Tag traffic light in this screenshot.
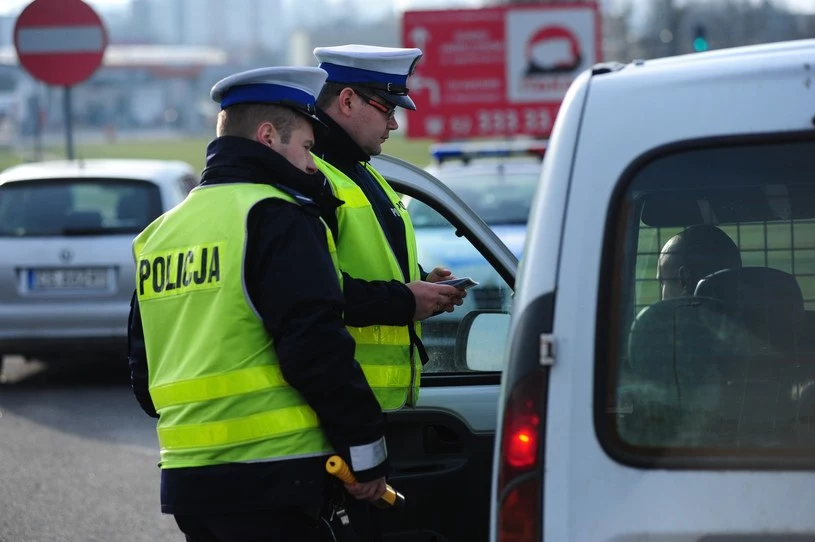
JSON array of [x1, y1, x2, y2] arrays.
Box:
[[692, 25, 709, 52]]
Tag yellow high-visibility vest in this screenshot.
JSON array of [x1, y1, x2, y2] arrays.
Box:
[[315, 155, 421, 409], [134, 183, 339, 469]]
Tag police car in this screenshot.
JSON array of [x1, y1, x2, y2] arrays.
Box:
[[0, 159, 197, 372], [419, 139, 544, 259], [403, 139, 544, 369]]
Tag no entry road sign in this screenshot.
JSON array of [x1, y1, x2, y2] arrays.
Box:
[[14, 0, 108, 87]]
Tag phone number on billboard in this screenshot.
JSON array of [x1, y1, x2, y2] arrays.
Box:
[[447, 108, 553, 136]]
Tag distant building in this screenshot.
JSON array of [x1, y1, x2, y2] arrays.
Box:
[[139, 0, 285, 52], [0, 16, 14, 48], [0, 44, 228, 134]]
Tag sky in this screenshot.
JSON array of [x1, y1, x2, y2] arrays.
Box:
[[0, 0, 812, 17], [0, 0, 127, 16], [0, 0, 484, 17]]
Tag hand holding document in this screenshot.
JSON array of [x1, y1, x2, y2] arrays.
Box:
[[436, 277, 479, 290]]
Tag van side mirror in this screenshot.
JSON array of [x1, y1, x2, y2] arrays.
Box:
[[456, 310, 511, 372]]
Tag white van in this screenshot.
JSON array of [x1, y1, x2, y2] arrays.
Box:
[[481, 39, 815, 541], [364, 38, 815, 542]]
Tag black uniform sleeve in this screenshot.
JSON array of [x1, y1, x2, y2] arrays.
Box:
[[342, 274, 415, 327], [245, 199, 389, 481], [127, 291, 158, 419]]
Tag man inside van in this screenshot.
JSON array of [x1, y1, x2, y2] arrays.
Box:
[[656, 224, 742, 300]]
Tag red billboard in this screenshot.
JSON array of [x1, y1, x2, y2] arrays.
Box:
[[402, 3, 601, 140]]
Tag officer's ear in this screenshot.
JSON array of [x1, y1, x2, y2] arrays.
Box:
[[256, 121, 279, 149], [336, 87, 358, 117]]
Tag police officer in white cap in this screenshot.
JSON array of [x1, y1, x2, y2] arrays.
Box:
[[128, 66, 389, 541], [311, 43, 466, 542]]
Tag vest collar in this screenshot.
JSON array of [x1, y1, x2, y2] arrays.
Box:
[[201, 136, 337, 208]]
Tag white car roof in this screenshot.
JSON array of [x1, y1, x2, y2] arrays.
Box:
[[0, 159, 196, 187]]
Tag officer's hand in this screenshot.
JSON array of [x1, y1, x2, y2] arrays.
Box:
[[408, 281, 462, 320], [345, 477, 387, 502], [425, 266, 454, 283], [442, 288, 467, 313]]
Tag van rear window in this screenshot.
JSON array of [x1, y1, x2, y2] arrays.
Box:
[[600, 138, 815, 467], [0, 178, 162, 237]]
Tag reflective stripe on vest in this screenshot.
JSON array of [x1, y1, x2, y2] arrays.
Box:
[[134, 183, 337, 468], [150, 359, 409, 410], [157, 404, 320, 450], [350, 324, 410, 345], [314, 155, 421, 410], [150, 364, 287, 410]]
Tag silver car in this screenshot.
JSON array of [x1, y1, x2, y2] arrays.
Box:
[[0, 159, 197, 371]]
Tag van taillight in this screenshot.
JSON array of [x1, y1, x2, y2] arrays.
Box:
[[505, 413, 539, 468], [499, 479, 539, 542], [497, 368, 544, 542]]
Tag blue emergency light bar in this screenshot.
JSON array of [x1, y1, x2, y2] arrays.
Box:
[[430, 139, 547, 164]]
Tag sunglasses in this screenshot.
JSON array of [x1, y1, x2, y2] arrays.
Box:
[[354, 89, 397, 120]]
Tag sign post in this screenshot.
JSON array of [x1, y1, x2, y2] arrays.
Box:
[[402, 3, 600, 141], [13, 0, 108, 159], [63, 87, 74, 160]]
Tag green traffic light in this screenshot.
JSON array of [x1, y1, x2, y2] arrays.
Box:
[[693, 37, 709, 52]]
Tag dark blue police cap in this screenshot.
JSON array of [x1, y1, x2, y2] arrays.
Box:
[[313, 44, 423, 111], [210, 66, 328, 135]]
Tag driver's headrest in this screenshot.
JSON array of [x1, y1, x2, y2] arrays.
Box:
[[628, 296, 743, 383], [694, 267, 805, 348]]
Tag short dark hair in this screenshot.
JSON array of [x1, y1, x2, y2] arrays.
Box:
[[216, 103, 298, 143], [316, 82, 348, 110], [316, 82, 383, 111]]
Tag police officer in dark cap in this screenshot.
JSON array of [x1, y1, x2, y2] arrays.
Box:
[[128, 66, 388, 542]]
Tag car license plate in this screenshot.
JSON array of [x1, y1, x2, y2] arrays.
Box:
[[28, 268, 109, 290]]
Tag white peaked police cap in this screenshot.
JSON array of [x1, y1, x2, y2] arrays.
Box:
[[313, 44, 423, 110], [210, 66, 329, 136]]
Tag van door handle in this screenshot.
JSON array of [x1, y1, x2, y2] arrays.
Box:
[[423, 424, 463, 454], [394, 463, 449, 476]]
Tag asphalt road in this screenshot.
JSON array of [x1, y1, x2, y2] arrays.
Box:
[[0, 357, 181, 542]]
